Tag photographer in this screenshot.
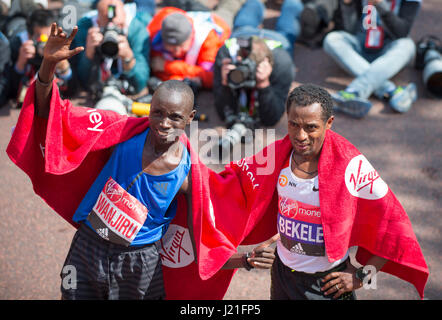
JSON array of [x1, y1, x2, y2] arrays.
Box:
[[321, 0, 421, 117], [147, 6, 231, 90], [8, 8, 73, 107], [72, 0, 150, 95], [213, 36, 295, 128]]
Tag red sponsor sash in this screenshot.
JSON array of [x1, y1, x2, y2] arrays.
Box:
[[87, 177, 148, 246]]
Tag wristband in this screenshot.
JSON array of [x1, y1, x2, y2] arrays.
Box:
[[36, 72, 54, 87], [243, 252, 254, 271]]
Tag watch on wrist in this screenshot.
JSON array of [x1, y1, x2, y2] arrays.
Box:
[[355, 267, 370, 283], [123, 56, 134, 65], [243, 252, 254, 271]]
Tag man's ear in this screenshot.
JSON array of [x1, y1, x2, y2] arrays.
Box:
[[187, 109, 196, 124], [326, 115, 334, 130]]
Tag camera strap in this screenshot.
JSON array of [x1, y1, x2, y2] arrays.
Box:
[[249, 89, 257, 116], [237, 89, 258, 116]]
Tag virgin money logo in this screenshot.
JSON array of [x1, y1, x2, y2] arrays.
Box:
[[345, 155, 388, 200], [105, 179, 123, 203], [279, 196, 298, 218], [159, 224, 194, 268]]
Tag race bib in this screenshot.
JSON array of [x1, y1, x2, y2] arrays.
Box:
[[87, 177, 148, 246], [365, 26, 384, 49], [278, 196, 324, 256]]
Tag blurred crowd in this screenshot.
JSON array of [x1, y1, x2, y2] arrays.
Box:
[[1, 0, 439, 126]]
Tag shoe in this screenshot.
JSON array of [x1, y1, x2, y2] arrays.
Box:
[[332, 90, 372, 118], [388, 83, 417, 113]]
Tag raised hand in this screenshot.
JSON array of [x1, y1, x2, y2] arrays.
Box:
[[35, 23, 83, 118], [43, 23, 84, 64]]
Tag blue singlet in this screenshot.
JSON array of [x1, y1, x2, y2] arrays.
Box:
[[72, 128, 190, 246]]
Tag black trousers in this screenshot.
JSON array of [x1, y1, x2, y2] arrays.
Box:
[[270, 250, 356, 300], [60, 223, 165, 300]]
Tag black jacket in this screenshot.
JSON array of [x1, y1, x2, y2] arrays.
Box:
[[213, 42, 295, 127]]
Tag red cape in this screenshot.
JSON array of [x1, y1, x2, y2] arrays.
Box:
[[7, 81, 429, 299]]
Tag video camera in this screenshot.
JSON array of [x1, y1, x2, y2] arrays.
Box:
[[416, 35, 442, 98], [97, 5, 124, 59], [227, 37, 256, 90]]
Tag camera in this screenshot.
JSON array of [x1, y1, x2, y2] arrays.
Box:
[[416, 35, 442, 98], [95, 76, 151, 116], [98, 5, 124, 59], [95, 77, 133, 115], [217, 106, 258, 159], [28, 33, 48, 67], [227, 37, 257, 90]]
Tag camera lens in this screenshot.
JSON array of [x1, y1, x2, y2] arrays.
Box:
[[101, 29, 120, 58], [228, 66, 249, 85]]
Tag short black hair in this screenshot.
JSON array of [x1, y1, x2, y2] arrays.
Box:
[[285, 83, 334, 122], [155, 80, 195, 113], [27, 9, 55, 36]]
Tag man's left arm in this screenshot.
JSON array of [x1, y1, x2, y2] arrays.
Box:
[[374, 0, 421, 38], [321, 253, 388, 299]]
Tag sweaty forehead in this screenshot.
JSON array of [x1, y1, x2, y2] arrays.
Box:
[[153, 88, 193, 113]]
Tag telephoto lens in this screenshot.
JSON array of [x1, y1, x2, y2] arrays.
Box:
[[416, 36, 442, 98], [100, 27, 121, 59], [423, 49, 442, 97], [95, 86, 132, 115], [217, 123, 248, 160]]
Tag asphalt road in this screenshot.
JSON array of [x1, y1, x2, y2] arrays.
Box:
[[0, 0, 441, 300]]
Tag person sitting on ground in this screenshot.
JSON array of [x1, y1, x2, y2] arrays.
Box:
[[322, 0, 421, 117], [71, 0, 150, 95], [147, 5, 233, 90], [212, 0, 298, 128], [214, 35, 295, 127], [8, 8, 74, 107]]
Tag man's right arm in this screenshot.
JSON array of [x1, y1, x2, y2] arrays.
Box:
[[35, 59, 56, 119], [34, 24, 84, 119], [375, 0, 421, 38]]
